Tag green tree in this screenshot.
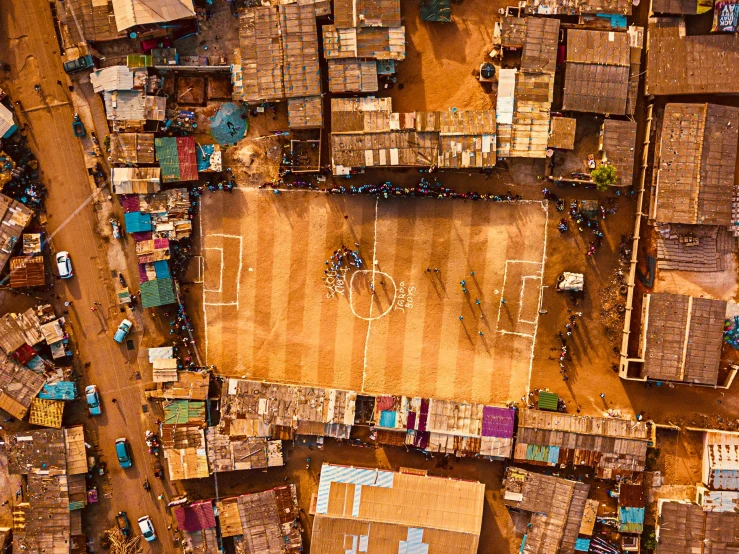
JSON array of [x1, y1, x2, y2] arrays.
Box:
[[591, 164, 617, 191]]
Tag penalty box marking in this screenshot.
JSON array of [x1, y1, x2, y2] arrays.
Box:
[[518, 275, 542, 325], [497, 260, 543, 334], [203, 234, 243, 309]]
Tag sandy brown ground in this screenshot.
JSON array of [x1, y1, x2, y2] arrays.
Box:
[[199, 190, 546, 403], [391, 0, 499, 112]]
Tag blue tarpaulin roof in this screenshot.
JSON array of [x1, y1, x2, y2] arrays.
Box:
[[153, 260, 170, 279], [210, 102, 247, 146], [196, 144, 215, 171], [39, 381, 77, 400], [619, 507, 645, 533], [124, 212, 153, 233], [379, 410, 397, 428], [575, 538, 591, 552]]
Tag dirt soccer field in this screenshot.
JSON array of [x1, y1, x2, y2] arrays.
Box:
[[200, 190, 548, 404]]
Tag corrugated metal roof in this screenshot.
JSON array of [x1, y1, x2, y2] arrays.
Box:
[[164, 399, 206, 424], [481, 406, 514, 438], [124, 212, 153, 233], [140, 278, 176, 308], [39, 382, 77, 401], [538, 392, 559, 411], [155, 136, 199, 183], [618, 506, 644, 533], [174, 500, 216, 532]]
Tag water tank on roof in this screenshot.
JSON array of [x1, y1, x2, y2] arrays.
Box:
[[480, 63, 495, 80]]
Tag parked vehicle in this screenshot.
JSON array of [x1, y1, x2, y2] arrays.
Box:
[[137, 516, 157, 542], [84, 385, 102, 416], [110, 218, 121, 239], [116, 512, 130, 537], [115, 438, 132, 468], [72, 114, 85, 138], [114, 319, 132, 343], [56, 251, 73, 279]]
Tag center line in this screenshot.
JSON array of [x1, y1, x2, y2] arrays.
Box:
[[361, 198, 380, 392]]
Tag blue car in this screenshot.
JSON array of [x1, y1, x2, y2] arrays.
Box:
[[115, 438, 132, 468], [114, 319, 132, 344], [84, 385, 102, 416]]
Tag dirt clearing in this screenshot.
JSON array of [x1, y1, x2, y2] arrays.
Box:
[[198, 190, 548, 404]]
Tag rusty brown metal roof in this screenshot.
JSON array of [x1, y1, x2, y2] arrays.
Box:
[[647, 18, 739, 96], [642, 293, 726, 385], [652, 103, 739, 226]]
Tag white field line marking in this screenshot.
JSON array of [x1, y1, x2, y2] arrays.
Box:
[[203, 247, 224, 292], [195, 255, 204, 284], [200, 207, 208, 365], [496, 259, 543, 331], [518, 276, 542, 324], [499, 330, 535, 339], [203, 302, 238, 307], [349, 270, 397, 321], [361, 198, 380, 392], [205, 234, 243, 309], [526, 200, 549, 396]]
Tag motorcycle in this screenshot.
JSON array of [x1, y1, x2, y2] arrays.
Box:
[[109, 218, 121, 239], [143, 478, 150, 491]]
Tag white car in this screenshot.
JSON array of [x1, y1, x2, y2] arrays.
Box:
[[137, 516, 157, 542], [56, 251, 73, 279]]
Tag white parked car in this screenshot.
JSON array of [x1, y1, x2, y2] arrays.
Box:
[[56, 251, 73, 279], [137, 516, 157, 542]]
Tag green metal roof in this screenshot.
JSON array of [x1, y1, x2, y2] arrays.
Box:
[[140, 278, 176, 308], [538, 391, 559, 411], [421, 0, 451, 22], [164, 399, 206, 424]]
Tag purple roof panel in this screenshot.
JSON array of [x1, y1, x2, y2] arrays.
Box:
[[481, 406, 515, 438]]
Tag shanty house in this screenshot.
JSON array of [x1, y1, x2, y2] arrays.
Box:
[[647, 18, 739, 96], [599, 119, 637, 188], [174, 500, 219, 553], [311, 464, 485, 553], [563, 28, 642, 116], [233, 4, 321, 104], [112, 167, 161, 195], [110, 0, 195, 32], [656, 500, 739, 553], [503, 467, 590, 554], [651, 103, 739, 227], [523, 0, 632, 15], [0, 353, 45, 419], [217, 485, 302, 552], [496, 17, 559, 159], [514, 409, 650, 478], [110, 133, 156, 164], [8, 427, 88, 554], [0, 103, 17, 139], [161, 424, 209, 480], [638, 293, 728, 386], [0, 192, 33, 272], [702, 430, 739, 491], [287, 97, 323, 129], [155, 137, 198, 183]]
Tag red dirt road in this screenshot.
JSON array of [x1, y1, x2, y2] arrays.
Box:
[[199, 190, 547, 404]]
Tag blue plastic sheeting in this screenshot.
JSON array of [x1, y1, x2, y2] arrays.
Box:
[[380, 410, 397, 428], [619, 507, 645, 533], [398, 528, 429, 554], [153, 260, 171, 279], [210, 102, 247, 145], [596, 13, 627, 27], [548, 445, 560, 464], [575, 538, 591, 551], [316, 465, 394, 514], [124, 212, 153, 233], [197, 144, 215, 171], [39, 381, 77, 400]]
